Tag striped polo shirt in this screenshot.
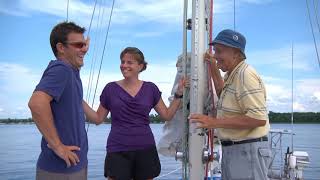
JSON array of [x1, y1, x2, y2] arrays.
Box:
[[216, 61, 270, 141]]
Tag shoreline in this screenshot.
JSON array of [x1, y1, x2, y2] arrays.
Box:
[[1, 112, 319, 124], [1, 122, 319, 125]]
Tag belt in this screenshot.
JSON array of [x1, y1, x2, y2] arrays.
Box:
[[221, 136, 268, 146]]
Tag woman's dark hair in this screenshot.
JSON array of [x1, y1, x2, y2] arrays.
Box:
[[120, 47, 148, 72]]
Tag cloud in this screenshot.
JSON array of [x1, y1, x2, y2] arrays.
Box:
[[264, 76, 320, 112], [0, 63, 39, 94], [0, 8, 28, 17], [0, 0, 185, 39], [0, 0, 96, 28], [1, 0, 281, 40], [0, 63, 41, 118], [293, 102, 305, 111], [113, 0, 183, 24], [247, 43, 316, 71], [314, 92, 320, 100], [0, 1, 28, 16], [1, 0, 276, 27], [248, 41, 320, 112], [1, 0, 182, 25]]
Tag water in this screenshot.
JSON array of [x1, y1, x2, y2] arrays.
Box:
[[0, 124, 319, 180]]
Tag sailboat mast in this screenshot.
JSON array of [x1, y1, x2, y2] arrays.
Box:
[[182, 0, 189, 179], [189, 0, 208, 179], [291, 43, 294, 152]]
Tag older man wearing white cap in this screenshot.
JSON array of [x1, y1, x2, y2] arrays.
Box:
[[190, 29, 271, 180]]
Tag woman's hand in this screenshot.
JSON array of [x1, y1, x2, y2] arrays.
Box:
[[176, 76, 189, 95]]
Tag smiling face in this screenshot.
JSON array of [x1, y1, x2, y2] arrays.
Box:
[[58, 32, 88, 69], [213, 43, 242, 73], [120, 53, 144, 79]]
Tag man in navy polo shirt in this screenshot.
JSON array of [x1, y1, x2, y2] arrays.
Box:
[[28, 21, 90, 180]]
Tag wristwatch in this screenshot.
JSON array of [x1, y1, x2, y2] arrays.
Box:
[[174, 93, 183, 99]]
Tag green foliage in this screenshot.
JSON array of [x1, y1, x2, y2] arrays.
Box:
[[0, 118, 33, 124], [269, 112, 320, 123], [149, 114, 164, 123]]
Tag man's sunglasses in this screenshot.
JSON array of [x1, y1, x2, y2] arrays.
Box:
[[65, 41, 87, 49]]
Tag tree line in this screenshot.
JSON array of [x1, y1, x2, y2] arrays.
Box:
[[268, 111, 320, 123], [0, 112, 319, 124]]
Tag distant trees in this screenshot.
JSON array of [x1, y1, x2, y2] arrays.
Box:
[[268, 111, 320, 123], [0, 112, 319, 124], [149, 114, 163, 123], [0, 118, 33, 124], [148, 112, 320, 123]]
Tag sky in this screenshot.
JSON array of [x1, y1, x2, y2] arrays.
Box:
[[0, 0, 319, 119]]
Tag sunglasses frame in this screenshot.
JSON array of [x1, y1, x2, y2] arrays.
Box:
[[65, 41, 87, 49]]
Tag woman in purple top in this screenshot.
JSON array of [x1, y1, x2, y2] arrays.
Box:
[[84, 47, 185, 180]]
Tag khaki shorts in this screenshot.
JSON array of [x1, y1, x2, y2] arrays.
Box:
[[221, 141, 271, 180], [36, 166, 87, 180]]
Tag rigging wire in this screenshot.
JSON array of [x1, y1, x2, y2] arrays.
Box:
[[181, 0, 189, 179], [291, 43, 294, 152], [315, 0, 320, 21], [90, 2, 106, 103], [86, 0, 103, 103], [234, 0, 236, 31], [85, 0, 104, 133], [154, 167, 182, 179], [67, 0, 70, 21], [204, 0, 216, 178], [306, 0, 320, 70], [67, 0, 99, 101], [87, 0, 116, 132], [313, 0, 320, 35], [87, 0, 99, 36]]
